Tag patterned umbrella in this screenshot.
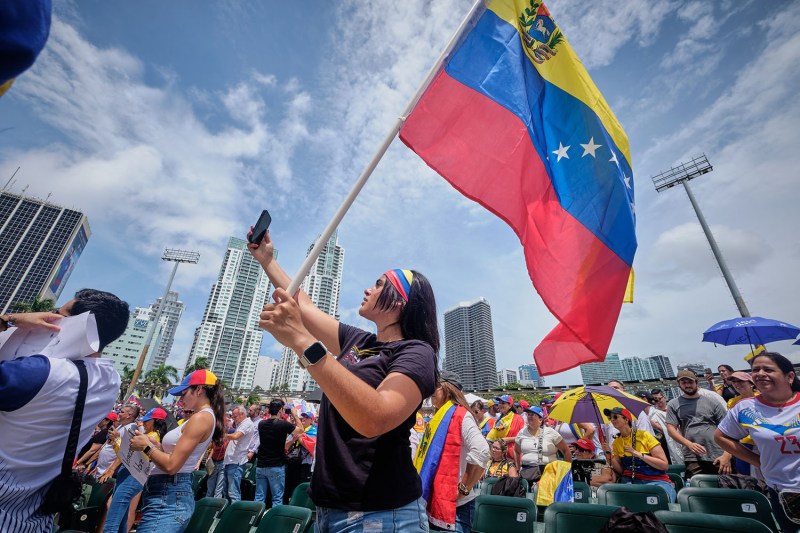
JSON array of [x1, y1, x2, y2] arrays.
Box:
[[547, 385, 650, 442]]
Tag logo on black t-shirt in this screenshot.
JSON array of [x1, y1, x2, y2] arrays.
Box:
[[339, 346, 380, 365]]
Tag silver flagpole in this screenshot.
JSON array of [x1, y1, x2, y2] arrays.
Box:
[[286, 0, 486, 296]]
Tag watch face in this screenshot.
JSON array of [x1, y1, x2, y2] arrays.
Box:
[[304, 341, 327, 365]]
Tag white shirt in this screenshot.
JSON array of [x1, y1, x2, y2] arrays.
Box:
[[152, 407, 216, 475], [224, 417, 255, 466], [0, 355, 120, 532], [94, 442, 117, 478], [718, 394, 800, 491], [515, 426, 563, 466]]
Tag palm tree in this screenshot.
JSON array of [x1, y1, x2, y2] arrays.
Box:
[[143, 363, 179, 399], [184, 356, 209, 376], [10, 295, 55, 313], [119, 365, 136, 401]]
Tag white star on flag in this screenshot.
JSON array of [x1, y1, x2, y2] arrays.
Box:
[[609, 152, 618, 164], [580, 137, 602, 158], [624, 174, 632, 189], [630, 202, 636, 215], [552, 142, 570, 162]]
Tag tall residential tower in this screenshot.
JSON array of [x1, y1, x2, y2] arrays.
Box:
[[186, 237, 271, 390], [145, 291, 184, 371], [0, 191, 90, 312], [274, 231, 344, 392], [443, 297, 498, 390]]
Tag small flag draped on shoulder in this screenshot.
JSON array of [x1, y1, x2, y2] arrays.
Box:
[[400, 0, 636, 375]]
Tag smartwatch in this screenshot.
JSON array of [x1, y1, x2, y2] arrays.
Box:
[[299, 341, 328, 369]]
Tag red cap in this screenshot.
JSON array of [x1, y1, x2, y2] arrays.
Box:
[[519, 400, 530, 409], [574, 438, 594, 451], [603, 407, 633, 422], [106, 412, 118, 422]]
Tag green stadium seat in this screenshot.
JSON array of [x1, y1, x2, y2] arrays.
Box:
[[289, 481, 316, 512], [192, 469, 208, 497], [255, 504, 313, 533], [677, 488, 779, 532], [184, 497, 227, 533], [688, 474, 718, 488], [666, 472, 685, 492], [596, 483, 670, 512], [58, 478, 116, 532], [655, 510, 774, 533], [572, 481, 592, 503], [543, 502, 619, 533], [667, 464, 686, 477], [214, 500, 265, 533], [472, 495, 537, 533]]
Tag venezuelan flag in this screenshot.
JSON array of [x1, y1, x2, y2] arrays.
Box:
[[536, 460, 574, 505], [401, 0, 636, 375]]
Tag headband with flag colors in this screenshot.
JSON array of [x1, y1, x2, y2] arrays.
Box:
[[384, 269, 414, 301], [168, 369, 218, 396], [400, 0, 636, 375]]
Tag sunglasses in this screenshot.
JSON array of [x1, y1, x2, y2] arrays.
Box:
[[610, 414, 626, 420], [184, 410, 195, 414]]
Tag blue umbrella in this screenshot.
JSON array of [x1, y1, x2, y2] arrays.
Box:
[[702, 316, 800, 348]]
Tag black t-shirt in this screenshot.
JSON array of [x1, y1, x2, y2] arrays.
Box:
[[257, 418, 297, 467], [78, 428, 108, 459], [310, 323, 437, 511]]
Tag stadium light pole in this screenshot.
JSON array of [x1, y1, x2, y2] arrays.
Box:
[[124, 248, 200, 400], [651, 154, 751, 318]]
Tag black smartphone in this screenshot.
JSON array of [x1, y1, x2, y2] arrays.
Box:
[[284, 407, 292, 415], [248, 210, 272, 244]]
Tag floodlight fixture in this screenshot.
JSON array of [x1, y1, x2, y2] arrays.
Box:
[[125, 247, 200, 399], [651, 154, 712, 193], [651, 155, 751, 318]]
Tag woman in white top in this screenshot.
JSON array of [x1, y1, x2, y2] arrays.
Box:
[[515, 406, 571, 482], [130, 370, 225, 533]]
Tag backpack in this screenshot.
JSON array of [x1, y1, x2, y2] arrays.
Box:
[[491, 476, 526, 498], [600, 507, 668, 533]]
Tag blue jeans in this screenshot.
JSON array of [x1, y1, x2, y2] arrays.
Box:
[[316, 497, 429, 532], [256, 465, 285, 507], [205, 460, 225, 498], [104, 467, 143, 533], [137, 473, 194, 533], [455, 499, 475, 533], [620, 476, 677, 503], [224, 463, 244, 501]]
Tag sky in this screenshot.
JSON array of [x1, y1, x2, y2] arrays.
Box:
[[2, 0, 799, 387]]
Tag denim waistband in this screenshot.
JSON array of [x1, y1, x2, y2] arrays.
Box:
[[148, 473, 193, 485]]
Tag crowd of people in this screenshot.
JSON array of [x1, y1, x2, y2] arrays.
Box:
[[0, 230, 798, 533]]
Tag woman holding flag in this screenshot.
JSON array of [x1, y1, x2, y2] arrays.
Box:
[[252, 230, 439, 532], [415, 371, 489, 532], [486, 394, 525, 457]]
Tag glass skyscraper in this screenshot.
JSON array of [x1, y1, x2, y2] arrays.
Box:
[[579, 352, 624, 385], [0, 191, 90, 313], [443, 297, 498, 390], [186, 237, 271, 390]]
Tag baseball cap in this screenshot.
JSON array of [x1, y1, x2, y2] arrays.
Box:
[[106, 412, 118, 422], [676, 369, 698, 381], [487, 399, 495, 407], [524, 405, 544, 417], [635, 391, 654, 403], [574, 438, 594, 451], [168, 369, 218, 396], [439, 370, 463, 391], [730, 371, 753, 382], [300, 412, 313, 419], [499, 394, 513, 404], [603, 407, 633, 422], [519, 400, 530, 410], [140, 407, 168, 422]]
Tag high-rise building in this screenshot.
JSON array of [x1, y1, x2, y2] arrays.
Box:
[[253, 356, 279, 391], [274, 231, 344, 392], [104, 307, 165, 374], [145, 291, 184, 371], [518, 363, 544, 387], [580, 353, 624, 385], [186, 237, 271, 390], [0, 191, 90, 313], [497, 368, 518, 386], [621, 356, 660, 381], [677, 363, 706, 377], [648, 355, 676, 379], [443, 297, 498, 390]]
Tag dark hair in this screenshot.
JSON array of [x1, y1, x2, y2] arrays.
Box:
[[70, 289, 129, 350], [718, 364, 734, 373], [491, 438, 509, 457], [437, 381, 470, 411], [268, 399, 284, 416], [650, 388, 664, 396], [751, 352, 800, 392], [198, 384, 226, 445], [375, 270, 440, 355], [471, 400, 485, 411], [150, 419, 168, 441]]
